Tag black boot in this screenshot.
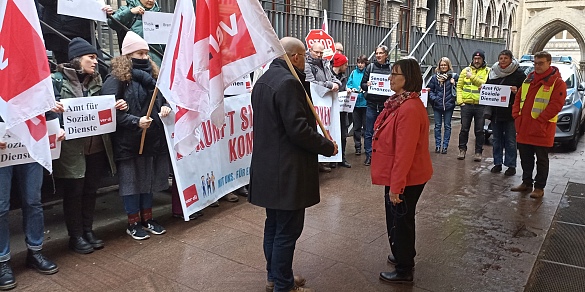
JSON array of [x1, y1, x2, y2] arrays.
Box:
[[379, 270, 413, 283], [0, 261, 16, 290], [83, 231, 104, 249], [26, 250, 58, 275], [69, 236, 94, 254]]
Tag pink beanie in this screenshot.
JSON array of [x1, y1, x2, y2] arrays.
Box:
[[121, 31, 149, 55]]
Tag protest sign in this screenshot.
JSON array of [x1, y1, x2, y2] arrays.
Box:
[[420, 88, 429, 107], [0, 119, 61, 167], [57, 0, 107, 22], [224, 74, 252, 96], [310, 84, 342, 163], [142, 11, 174, 44], [479, 84, 511, 107], [339, 91, 358, 113], [368, 73, 394, 96], [61, 95, 116, 140], [161, 94, 252, 220]]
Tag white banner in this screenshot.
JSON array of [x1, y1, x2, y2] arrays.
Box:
[[339, 91, 358, 113], [162, 94, 252, 220], [224, 74, 252, 96], [0, 119, 61, 167], [479, 84, 512, 107], [142, 11, 174, 44], [57, 0, 107, 22], [61, 95, 116, 140], [311, 84, 342, 163], [368, 73, 394, 96], [420, 88, 429, 107]]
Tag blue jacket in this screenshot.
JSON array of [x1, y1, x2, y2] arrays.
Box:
[[346, 67, 366, 108], [428, 73, 458, 112]]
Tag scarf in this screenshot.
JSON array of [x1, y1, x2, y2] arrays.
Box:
[[437, 72, 450, 84], [489, 59, 519, 79], [374, 91, 418, 131]]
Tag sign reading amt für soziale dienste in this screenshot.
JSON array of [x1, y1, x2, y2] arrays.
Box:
[[61, 95, 116, 140], [479, 84, 512, 107]]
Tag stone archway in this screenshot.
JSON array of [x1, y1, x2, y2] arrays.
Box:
[[523, 19, 585, 63]]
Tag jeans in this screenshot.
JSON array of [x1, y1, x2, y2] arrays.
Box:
[[433, 109, 454, 149], [458, 104, 486, 153], [264, 208, 305, 292], [518, 143, 549, 189], [352, 107, 367, 151], [0, 163, 45, 261], [492, 120, 517, 167], [365, 104, 383, 158], [384, 184, 425, 273], [122, 193, 153, 215]]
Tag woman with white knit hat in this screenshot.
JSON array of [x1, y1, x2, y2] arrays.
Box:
[[101, 31, 171, 240]]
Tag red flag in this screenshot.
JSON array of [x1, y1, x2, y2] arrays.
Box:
[[0, 0, 56, 171]]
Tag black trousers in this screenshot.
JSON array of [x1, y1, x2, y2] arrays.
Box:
[[340, 112, 349, 161], [384, 183, 425, 273], [517, 143, 550, 189]]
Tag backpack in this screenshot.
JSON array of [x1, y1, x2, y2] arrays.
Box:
[[51, 71, 64, 99]]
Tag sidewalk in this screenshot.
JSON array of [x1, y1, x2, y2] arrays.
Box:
[[5, 123, 584, 291]]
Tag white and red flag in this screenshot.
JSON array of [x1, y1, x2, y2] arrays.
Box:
[[0, 0, 57, 171], [322, 9, 328, 34], [192, 0, 285, 127]]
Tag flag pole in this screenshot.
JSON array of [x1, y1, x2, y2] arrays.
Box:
[[281, 54, 332, 141], [139, 87, 159, 154]]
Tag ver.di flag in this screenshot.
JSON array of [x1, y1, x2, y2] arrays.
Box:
[[192, 0, 285, 127], [0, 0, 57, 171]]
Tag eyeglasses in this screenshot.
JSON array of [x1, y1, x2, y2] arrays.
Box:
[[311, 50, 324, 55], [534, 61, 548, 66], [390, 73, 403, 76]]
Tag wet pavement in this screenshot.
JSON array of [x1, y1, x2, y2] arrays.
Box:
[[5, 123, 585, 291]]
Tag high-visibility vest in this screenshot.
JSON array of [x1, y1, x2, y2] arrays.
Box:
[[519, 78, 558, 122]]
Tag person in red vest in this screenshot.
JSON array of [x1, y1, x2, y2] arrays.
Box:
[[511, 51, 566, 198]]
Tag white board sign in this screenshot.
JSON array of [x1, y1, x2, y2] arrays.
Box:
[[420, 88, 429, 107], [61, 95, 116, 140], [339, 91, 358, 113], [479, 84, 512, 107], [57, 0, 107, 22], [224, 74, 252, 96], [310, 84, 342, 163], [368, 73, 394, 96], [142, 11, 174, 44], [0, 119, 61, 167]]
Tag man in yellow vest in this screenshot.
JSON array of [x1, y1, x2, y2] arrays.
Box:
[[456, 50, 490, 161], [511, 51, 566, 198]]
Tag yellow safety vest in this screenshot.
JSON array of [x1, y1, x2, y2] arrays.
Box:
[[519, 79, 558, 122]]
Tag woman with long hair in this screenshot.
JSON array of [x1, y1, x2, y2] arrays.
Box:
[[428, 57, 458, 154]]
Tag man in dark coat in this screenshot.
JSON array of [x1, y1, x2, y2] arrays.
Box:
[[249, 37, 337, 292]]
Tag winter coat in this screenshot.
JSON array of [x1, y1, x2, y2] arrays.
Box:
[[428, 73, 458, 112], [370, 97, 433, 194], [51, 65, 116, 179], [332, 70, 347, 91], [360, 60, 392, 105], [39, 0, 93, 53], [485, 68, 526, 123], [304, 53, 341, 90], [346, 67, 366, 108], [101, 59, 168, 161], [248, 58, 336, 210], [108, 0, 165, 66], [512, 66, 566, 147], [456, 65, 490, 105]]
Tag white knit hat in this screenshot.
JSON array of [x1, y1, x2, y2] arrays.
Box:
[[121, 31, 149, 55]]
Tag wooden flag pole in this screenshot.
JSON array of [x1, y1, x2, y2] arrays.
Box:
[[281, 54, 332, 141], [139, 87, 159, 154]]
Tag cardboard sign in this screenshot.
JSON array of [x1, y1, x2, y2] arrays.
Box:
[[310, 84, 342, 163], [420, 88, 429, 107], [61, 95, 116, 140], [224, 74, 252, 96], [368, 73, 394, 96], [0, 119, 61, 168], [479, 84, 512, 107], [57, 0, 107, 22], [142, 11, 174, 44], [339, 91, 358, 113]]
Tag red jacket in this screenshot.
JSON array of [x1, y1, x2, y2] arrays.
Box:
[[370, 98, 433, 194], [512, 66, 566, 147]]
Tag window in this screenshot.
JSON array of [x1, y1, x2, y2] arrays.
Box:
[[262, 0, 290, 12], [398, 1, 411, 51], [366, 0, 380, 25]]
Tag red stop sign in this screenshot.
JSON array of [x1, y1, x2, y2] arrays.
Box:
[[305, 29, 335, 61]]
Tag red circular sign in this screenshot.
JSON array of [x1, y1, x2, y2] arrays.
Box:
[[305, 29, 335, 61]]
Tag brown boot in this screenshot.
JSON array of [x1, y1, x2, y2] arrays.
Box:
[[266, 276, 306, 292], [511, 183, 532, 192], [530, 188, 545, 198]]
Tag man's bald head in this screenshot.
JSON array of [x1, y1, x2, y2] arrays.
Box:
[[309, 42, 325, 59], [280, 37, 306, 71]]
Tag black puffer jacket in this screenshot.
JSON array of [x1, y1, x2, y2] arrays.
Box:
[[360, 60, 392, 106]]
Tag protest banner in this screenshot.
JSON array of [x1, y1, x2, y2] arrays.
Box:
[[142, 11, 173, 44], [0, 119, 61, 167], [339, 91, 358, 113], [479, 84, 511, 107], [311, 84, 342, 163], [61, 95, 116, 140], [368, 73, 394, 96], [420, 88, 429, 107], [161, 94, 252, 220], [57, 0, 107, 22], [224, 74, 252, 96]]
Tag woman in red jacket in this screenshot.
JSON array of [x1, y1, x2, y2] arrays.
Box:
[[371, 58, 433, 284]]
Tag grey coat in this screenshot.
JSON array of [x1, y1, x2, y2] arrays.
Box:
[[304, 53, 341, 89]]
